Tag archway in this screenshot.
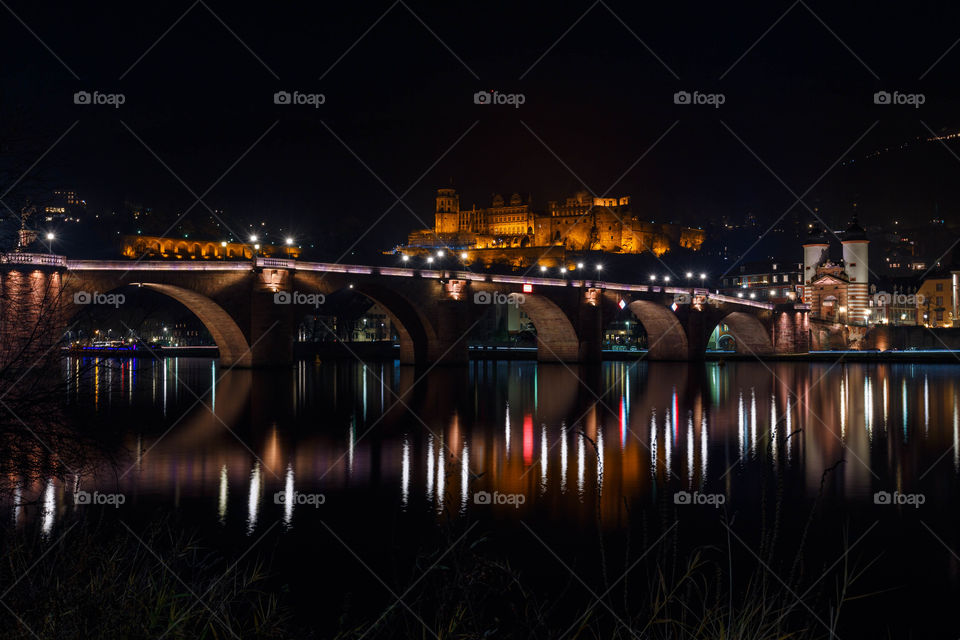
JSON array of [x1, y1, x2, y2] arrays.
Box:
[[140, 284, 251, 365], [464, 291, 579, 361], [289, 279, 437, 365], [518, 295, 580, 361], [63, 282, 252, 367], [711, 311, 773, 356], [625, 300, 689, 360]]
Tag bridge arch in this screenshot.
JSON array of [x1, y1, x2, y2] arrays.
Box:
[[288, 274, 440, 365], [63, 281, 252, 367], [712, 311, 773, 356], [348, 282, 435, 364], [624, 300, 689, 360], [517, 294, 580, 361]]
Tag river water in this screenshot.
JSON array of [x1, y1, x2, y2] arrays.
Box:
[[7, 357, 960, 636]]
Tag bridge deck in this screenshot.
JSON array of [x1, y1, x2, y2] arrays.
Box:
[[4, 253, 788, 311]]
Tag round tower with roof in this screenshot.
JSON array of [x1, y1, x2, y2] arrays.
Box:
[[841, 214, 870, 323], [801, 222, 830, 303]]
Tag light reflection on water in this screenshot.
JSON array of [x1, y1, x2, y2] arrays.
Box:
[[11, 357, 960, 533]]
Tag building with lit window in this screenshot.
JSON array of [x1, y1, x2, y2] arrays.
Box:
[[916, 272, 956, 327], [719, 261, 803, 302]]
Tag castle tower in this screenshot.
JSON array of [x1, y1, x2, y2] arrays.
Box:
[[841, 215, 870, 324], [435, 188, 460, 234], [801, 224, 829, 303]]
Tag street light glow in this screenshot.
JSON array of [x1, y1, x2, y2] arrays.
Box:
[[436, 250, 445, 257], [249, 234, 258, 242], [285, 237, 294, 245], [596, 264, 603, 271], [46, 232, 55, 241], [540, 265, 548, 273], [401, 254, 409, 262], [686, 272, 693, 278], [649, 274, 656, 281]]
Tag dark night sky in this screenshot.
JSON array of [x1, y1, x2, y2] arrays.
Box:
[[4, 1, 960, 260]]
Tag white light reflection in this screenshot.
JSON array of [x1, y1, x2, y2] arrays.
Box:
[[750, 388, 757, 454], [902, 379, 908, 441], [347, 416, 355, 477], [700, 416, 707, 482], [283, 463, 294, 527], [426, 434, 435, 502], [12, 484, 22, 525], [785, 396, 792, 461], [924, 375, 930, 434], [597, 428, 604, 496], [686, 415, 694, 487], [650, 410, 658, 479], [737, 392, 745, 459], [577, 430, 585, 500], [505, 402, 511, 460], [218, 465, 228, 524], [41, 480, 55, 539], [247, 463, 261, 535], [664, 409, 672, 478], [460, 442, 469, 513], [770, 394, 778, 462], [436, 437, 445, 512], [540, 424, 548, 494], [560, 421, 568, 493], [840, 374, 846, 438], [401, 436, 411, 510]]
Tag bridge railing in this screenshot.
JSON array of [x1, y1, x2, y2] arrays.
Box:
[[0, 252, 68, 267], [256, 257, 297, 269]]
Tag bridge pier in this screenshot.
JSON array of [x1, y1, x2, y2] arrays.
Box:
[[771, 306, 811, 354], [577, 300, 604, 363], [247, 287, 296, 367], [427, 299, 471, 365]]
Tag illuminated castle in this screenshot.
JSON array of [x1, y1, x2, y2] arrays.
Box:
[[405, 187, 704, 265]]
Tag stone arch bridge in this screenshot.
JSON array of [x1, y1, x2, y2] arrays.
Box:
[[1, 253, 810, 367]]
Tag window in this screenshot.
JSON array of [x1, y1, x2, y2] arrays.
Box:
[[936, 296, 944, 306], [772, 275, 778, 283], [936, 310, 944, 321], [936, 283, 944, 291]]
